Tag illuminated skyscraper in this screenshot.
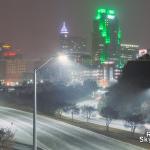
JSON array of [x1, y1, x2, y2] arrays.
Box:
[[120, 44, 140, 67], [92, 8, 122, 65], [59, 22, 69, 51], [59, 22, 87, 54]]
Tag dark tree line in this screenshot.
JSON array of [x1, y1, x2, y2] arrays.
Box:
[[3, 79, 98, 115], [99, 55, 150, 134]]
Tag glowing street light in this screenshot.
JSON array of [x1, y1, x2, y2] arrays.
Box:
[[33, 53, 68, 150], [58, 53, 69, 64]]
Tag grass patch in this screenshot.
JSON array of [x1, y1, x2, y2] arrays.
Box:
[[53, 116, 150, 150]]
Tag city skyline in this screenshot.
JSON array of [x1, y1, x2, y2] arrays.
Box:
[[0, 2, 149, 150], [0, 0, 149, 58]]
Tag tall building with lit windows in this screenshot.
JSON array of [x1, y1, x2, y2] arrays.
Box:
[[0, 42, 41, 85], [59, 22, 87, 54], [120, 44, 140, 66], [59, 22, 69, 51], [92, 8, 122, 65]]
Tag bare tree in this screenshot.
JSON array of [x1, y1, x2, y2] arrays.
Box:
[[82, 106, 95, 122], [55, 108, 63, 118], [101, 107, 118, 132], [69, 104, 79, 121], [0, 128, 15, 150], [124, 114, 145, 136]]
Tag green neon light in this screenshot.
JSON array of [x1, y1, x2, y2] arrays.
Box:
[[108, 10, 115, 15], [99, 9, 106, 13], [116, 56, 125, 69], [118, 31, 121, 39], [118, 28, 122, 44], [117, 61, 124, 69], [100, 50, 107, 64], [97, 9, 101, 13], [95, 8, 122, 64], [107, 15, 115, 19], [102, 32, 106, 37], [99, 24, 103, 30], [96, 15, 101, 20], [106, 38, 110, 44], [97, 9, 113, 45]]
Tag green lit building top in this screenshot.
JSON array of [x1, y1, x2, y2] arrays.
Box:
[[92, 8, 122, 65]]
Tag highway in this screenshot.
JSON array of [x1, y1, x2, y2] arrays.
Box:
[[0, 106, 145, 150]]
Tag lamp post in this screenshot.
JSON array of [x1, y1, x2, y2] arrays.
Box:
[[33, 54, 68, 150]]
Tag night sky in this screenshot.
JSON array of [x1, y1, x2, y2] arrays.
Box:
[[0, 0, 149, 58]]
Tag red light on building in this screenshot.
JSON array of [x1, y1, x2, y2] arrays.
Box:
[[3, 51, 17, 57]]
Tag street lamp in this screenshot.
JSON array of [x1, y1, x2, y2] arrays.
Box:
[[33, 53, 68, 150]]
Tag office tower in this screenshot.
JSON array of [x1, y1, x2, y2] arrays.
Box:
[[120, 44, 139, 67], [59, 22, 87, 54], [92, 8, 121, 64]]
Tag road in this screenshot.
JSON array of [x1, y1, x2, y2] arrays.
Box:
[[0, 106, 145, 150]]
